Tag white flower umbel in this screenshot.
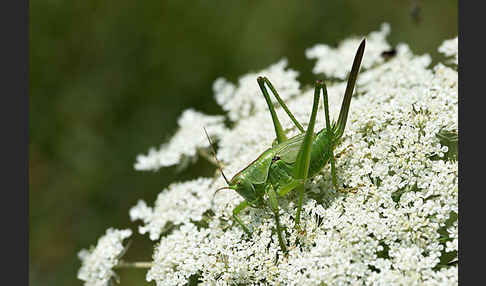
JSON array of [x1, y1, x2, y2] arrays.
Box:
[[129, 178, 214, 241], [438, 37, 458, 65], [126, 24, 458, 285], [77, 228, 132, 286], [134, 109, 227, 171]]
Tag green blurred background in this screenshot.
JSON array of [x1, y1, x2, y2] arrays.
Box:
[[30, 0, 457, 285]]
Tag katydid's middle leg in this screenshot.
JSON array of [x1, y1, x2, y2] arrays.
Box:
[[266, 184, 287, 253]]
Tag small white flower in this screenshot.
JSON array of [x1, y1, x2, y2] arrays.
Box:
[[77, 228, 132, 286], [446, 220, 458, 253], [438, 37, 458, 65]]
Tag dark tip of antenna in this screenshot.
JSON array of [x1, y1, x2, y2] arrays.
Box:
[[360, 38, 366, 48]]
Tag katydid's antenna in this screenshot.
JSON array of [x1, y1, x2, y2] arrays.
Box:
[[203, 127, 230, 184], [211, 186, 234, 204]]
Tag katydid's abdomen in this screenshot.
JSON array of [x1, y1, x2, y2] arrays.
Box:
[[308, 129, 333, 178]]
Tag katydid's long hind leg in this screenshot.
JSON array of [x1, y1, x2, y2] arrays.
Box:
[[232, 201, 252, 236], [266, 184, 287, 253], [335, 38, 365, 139], [294, 81, 322, 229], [257, 77, 287, 144], [262, 77, 305, 133]]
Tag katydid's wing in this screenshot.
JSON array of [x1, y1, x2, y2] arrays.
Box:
[[234, 148, 274, 184], [246, 154, 273, 184], [275, 134, 307, 164], [238, 134, 306, 184]]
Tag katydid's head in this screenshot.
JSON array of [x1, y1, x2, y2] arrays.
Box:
[[333, 38, 366, 139], [229, 173, 258, 203], [212, 174, 258, 204]]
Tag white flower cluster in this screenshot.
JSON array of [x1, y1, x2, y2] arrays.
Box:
[[77, 228, 132, 286], [129, 178, 214, 241], [445, 220, 458, 253], [134, 109, 227, 171], [306, 23, 391, 79], [438, 37, 458, 65], [124, 24, 458, 285]]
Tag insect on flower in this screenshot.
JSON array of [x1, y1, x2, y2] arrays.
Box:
[[207, 39, 366, 253]]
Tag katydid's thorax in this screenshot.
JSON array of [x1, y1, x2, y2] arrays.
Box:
[[230, 134, 303, 203], [230, 148, 276, 206]]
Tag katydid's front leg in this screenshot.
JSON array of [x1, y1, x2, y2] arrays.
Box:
[[232, 201, 252, 236], [294, 80, 322, 229], [266, 183, 287, 253]]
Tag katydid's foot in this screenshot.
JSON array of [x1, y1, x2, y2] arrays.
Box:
[[335, 144, 353, 159], [337, 184, 362, 194], [296, 222, 307, 236]]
